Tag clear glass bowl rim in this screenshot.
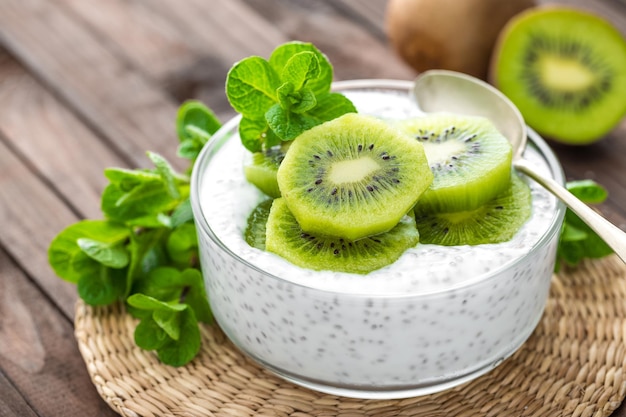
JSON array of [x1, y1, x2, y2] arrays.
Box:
[[190, 79, 567, 298]]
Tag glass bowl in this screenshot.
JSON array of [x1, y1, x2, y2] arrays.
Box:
[[190, 80, 566, 399]]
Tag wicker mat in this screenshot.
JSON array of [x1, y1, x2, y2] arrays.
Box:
[[75, 255, 626, 417]]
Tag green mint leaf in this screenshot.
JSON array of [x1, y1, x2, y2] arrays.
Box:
[[177, 139, 202, 161], [48, 220, 130, 283], [101, 181, 176, 222], [239, 117, 266, 153], [132, 267, 183, 301], [125, 213, 172, 229], [127, 293, 187, 312], [176, 100, 221, 143], [556, 180, 614, 270], [566, 179, 608, 204], [147, 151, 181, 200], [266, 104, 318, 141], [131, 267, 211, 324], [170, 198, 194, 227], [179, 269, 212, 323], [126, 228, 168, 292], [134, 316, 170, 350], [307, 92, 357, 120], [269, 41, 333, 96], [276, 82, 295, 110], [166, 223, 198, 268], [104, 168, 161, 190], [226, 56, 281, 119], [77, 261, 127, 305], [156, 308, 201, 366], [153, 308, 182, 340], [559, 223, 587, 243], [557, 240, 586, 267], [277, 83, 317, 114], [281, 51, 320, 91], [77, 238, 130, 269]]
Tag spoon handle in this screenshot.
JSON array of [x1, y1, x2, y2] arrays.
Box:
[[514, 159, 626, 264]]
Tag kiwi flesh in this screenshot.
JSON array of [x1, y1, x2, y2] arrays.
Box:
[[397, 114, 513, 214], [244, 144, 290, 198], [491, 7, 626, 144], [265, 198, 419, 274], [244, 198, 274, 250], [414, 173, 531, 246], [277, 113, 433, 241]]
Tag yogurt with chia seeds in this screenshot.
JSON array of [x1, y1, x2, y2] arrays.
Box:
[[191, 80, 566, 398]]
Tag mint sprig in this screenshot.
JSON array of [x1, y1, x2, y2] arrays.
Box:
[[48, 100, 218, 366], [226, 41, 356, 152], [556, 179, 614, 271], [48, 41, 355, 367]]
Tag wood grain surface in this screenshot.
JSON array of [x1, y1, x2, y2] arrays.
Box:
[[0, 0, 625, 415]]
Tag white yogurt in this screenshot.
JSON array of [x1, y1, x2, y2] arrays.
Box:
[[191, 82, 566, 398]]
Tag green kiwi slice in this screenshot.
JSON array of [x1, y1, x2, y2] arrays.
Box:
[[244, 145, 288, 198], [414, 173, 531, 246], [244, 198, 274, 250], [276, 113, 433, 241], [397, 114, 513, 214], [265, 198, 419, 274], [492, 7, 626, 144]]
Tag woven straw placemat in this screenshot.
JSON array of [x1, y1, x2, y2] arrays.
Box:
[[75, 255, 626, 417]]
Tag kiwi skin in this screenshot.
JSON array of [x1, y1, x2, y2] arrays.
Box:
[[386, 0, 535, 80], [490, 6, 626, 144], [414, 173, 531, 246], [265, 198, 420, 274]]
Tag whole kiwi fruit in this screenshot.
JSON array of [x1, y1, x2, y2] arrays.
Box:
[[385, 0, 535, 80]]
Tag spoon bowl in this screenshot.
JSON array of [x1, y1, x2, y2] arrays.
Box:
[[412, 69, 626, 264]]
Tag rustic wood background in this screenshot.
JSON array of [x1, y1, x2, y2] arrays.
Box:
[[0, 0, 625, 415]]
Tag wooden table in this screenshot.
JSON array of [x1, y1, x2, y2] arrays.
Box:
[[1, 0, 625, 415]]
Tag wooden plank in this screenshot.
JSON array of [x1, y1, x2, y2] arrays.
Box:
[[133, 0, 287, 114], [0, 248, 118, 417], [0, 370, 38, 417], [136, 0, 286, 64], [0, 50, 122, 219], [239, 0, 416, 81], [0, 135, 79, 318], [331, 0, 388, 39], [54, 0, 287, 118], [0, 50, 134, 318], [0, 0, 180, 169], [56, 0, 198, 83]]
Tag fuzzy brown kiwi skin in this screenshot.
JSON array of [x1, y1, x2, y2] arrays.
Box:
[[386, 0, 535, 80]]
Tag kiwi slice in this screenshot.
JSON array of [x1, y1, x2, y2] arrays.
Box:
[[265, 198, 419, 274], [244, 198, 274, 250], [276, 113, 433, 241], [397, 114, 513, 213], [244, 144, 290, 198], [492, 7, 626, 144], [414, 173, 531, 246]]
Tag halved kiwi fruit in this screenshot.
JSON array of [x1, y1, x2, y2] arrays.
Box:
[[265, 198, 419, 274], [244, 198, 273, 250], [491, 7, 626, 144], [414, 173, 531, 246], [244, 142, 291, 198], [277, 113, 433, 241], [397, 114, 513, 213]]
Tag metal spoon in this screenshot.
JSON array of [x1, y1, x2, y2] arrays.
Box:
[[412, 69, 626, 264]]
